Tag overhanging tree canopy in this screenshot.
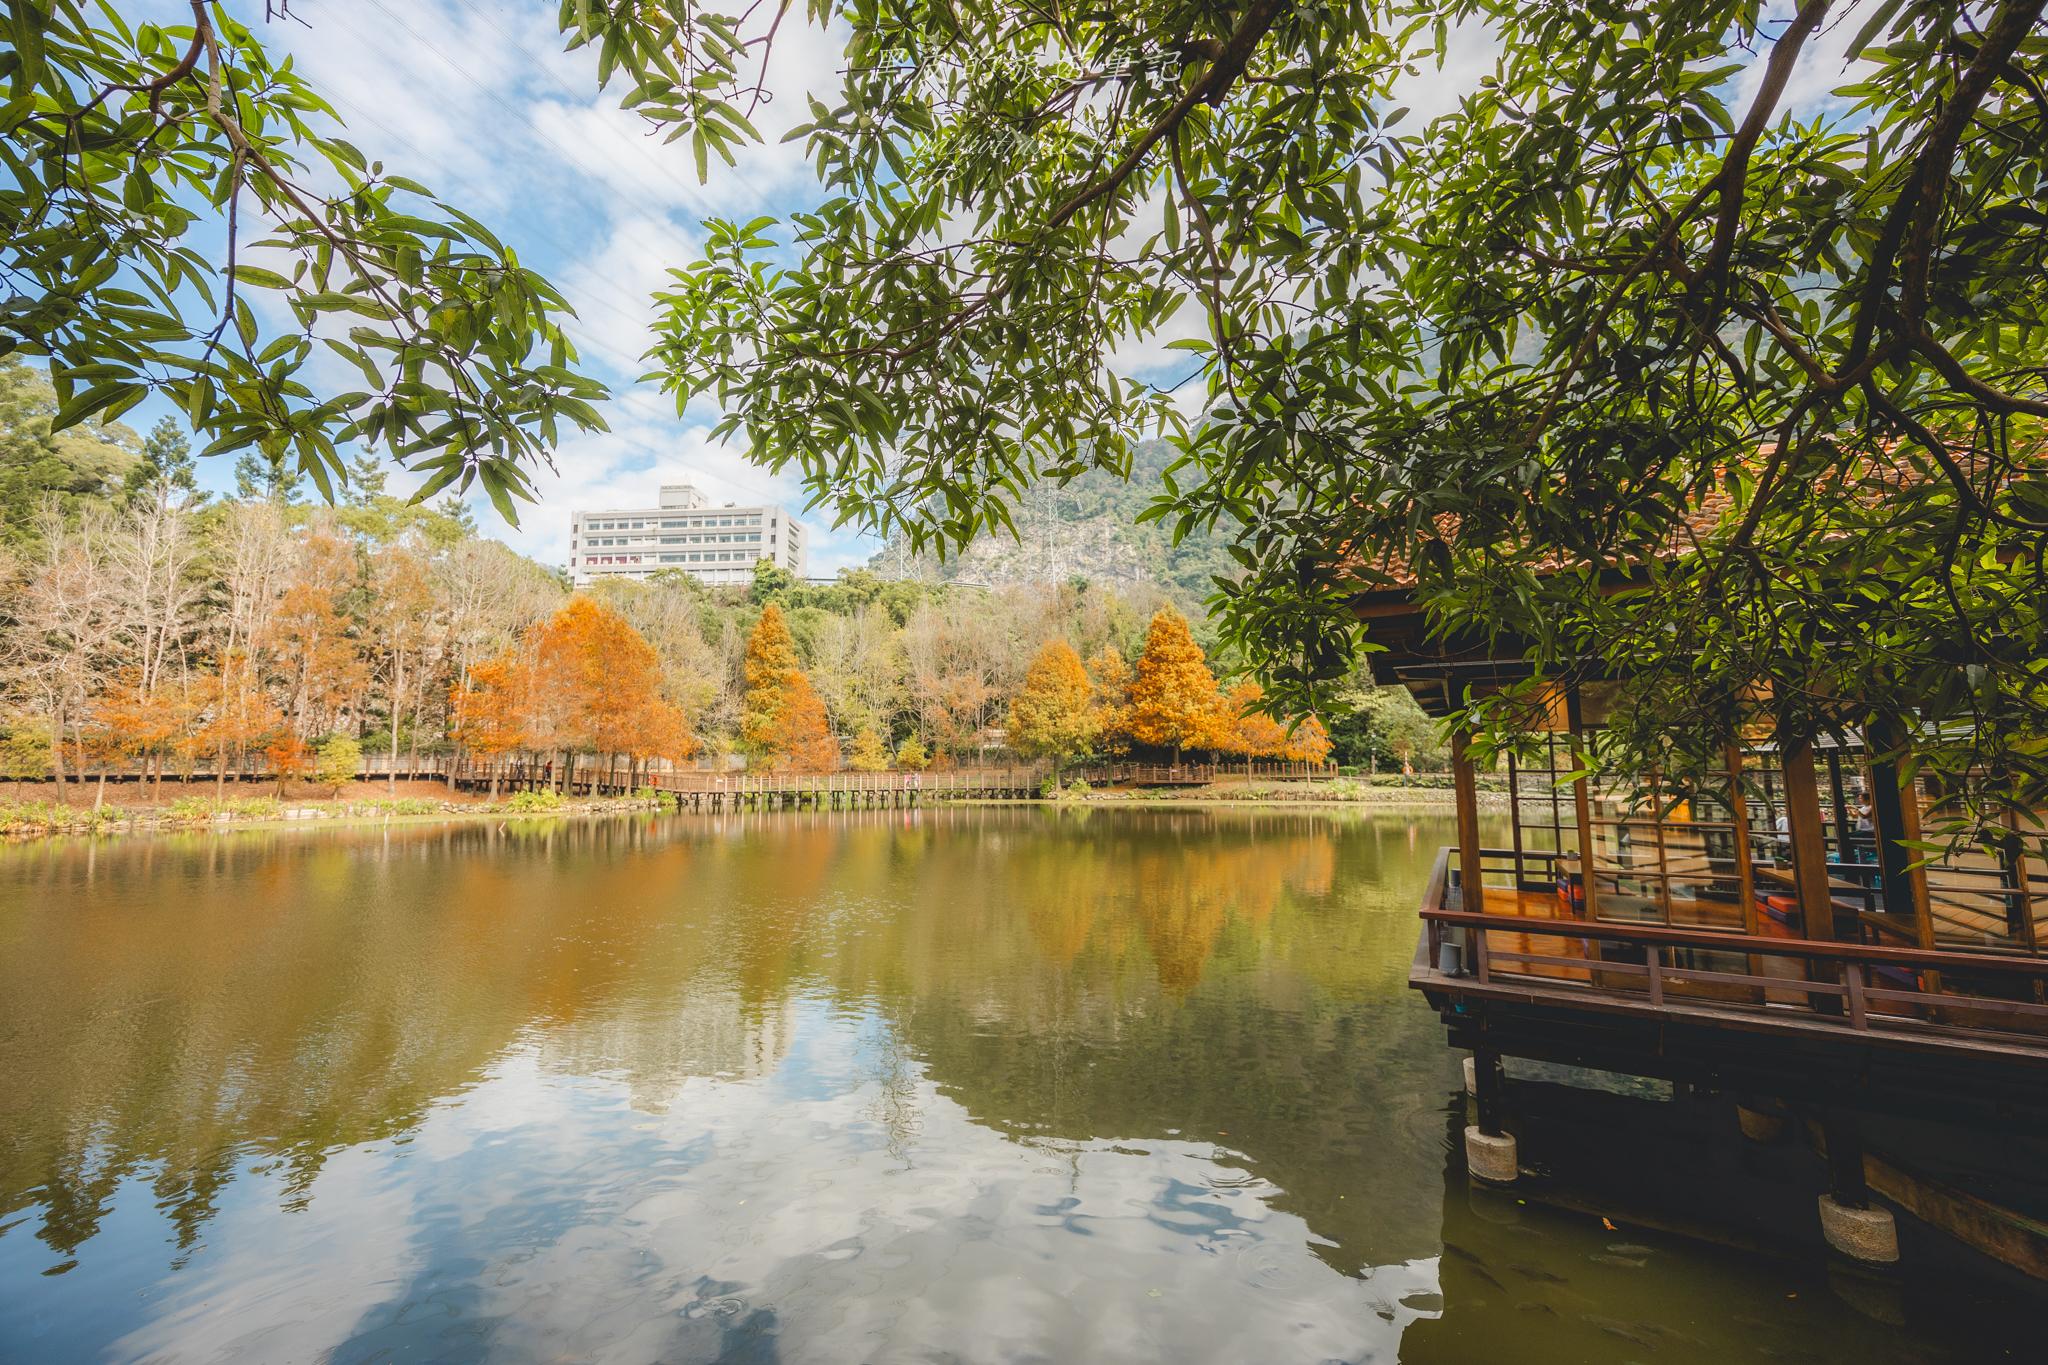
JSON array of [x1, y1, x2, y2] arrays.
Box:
[[12, 1, 2048, 818], [2, 1, 608, 517], [614, 0, 2047, 811]]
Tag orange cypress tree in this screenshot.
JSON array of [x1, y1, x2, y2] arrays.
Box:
[[741, 603, 835, 769], [1127, 607, 1222, 761], [193, 650, 282, 793], [94, 666, 192, 792], [741, 602, 800, 758], [1281, 715, 1333, 766], [766, 670, 839, 772], [1220, 681, 1290, 776], [530, 596, 698, 788], [1085, 646, 1133, 755], [451, 647, 535, 796], [1008, 639, 1099, 781], [266, 733, 311, 797]]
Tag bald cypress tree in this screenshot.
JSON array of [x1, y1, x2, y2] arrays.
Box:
[[1127, 609, 1223, 763]]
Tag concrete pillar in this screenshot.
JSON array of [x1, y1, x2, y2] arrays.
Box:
[[1465, 1127, 1520, 1184], [1736, 1102, 1787, 1143], [1819, 1195, 1900, 1265], [1465, 1047, 1516, 1183], [1818, 1112, 1898, 1264]]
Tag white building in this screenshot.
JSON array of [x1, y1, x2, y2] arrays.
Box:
[[569, 484, 807, 588]]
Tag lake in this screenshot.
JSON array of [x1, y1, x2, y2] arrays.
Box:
[[0, 808, 2034, 1361]]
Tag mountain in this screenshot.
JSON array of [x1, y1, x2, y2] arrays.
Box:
[[871, 441, 1239, 611]]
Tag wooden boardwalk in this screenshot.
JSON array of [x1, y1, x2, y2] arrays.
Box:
[[453, 762, 1045, 810]]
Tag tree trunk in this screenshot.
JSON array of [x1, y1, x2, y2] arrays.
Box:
[[388, 652, 404, 794]]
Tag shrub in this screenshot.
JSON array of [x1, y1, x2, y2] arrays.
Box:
[[634, 785, 660, 803], [0, 799, 118, 834], [0, 722, 53, 780], [315, 735, 362, 793], [357, 797, 441, 817], [164, 795, 282, 822], [505, 789, 564, 813]]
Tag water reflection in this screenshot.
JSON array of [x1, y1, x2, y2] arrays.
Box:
[[0, 809, 2030, 1361]]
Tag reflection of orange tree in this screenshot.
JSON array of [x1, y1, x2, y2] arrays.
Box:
[[0, 809, 1411, 1264]]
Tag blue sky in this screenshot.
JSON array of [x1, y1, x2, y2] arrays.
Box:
[[122, 0, 873, 572], [117, 1, 1856, 576]]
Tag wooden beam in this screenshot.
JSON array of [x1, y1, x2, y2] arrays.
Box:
[[1452, 726, 1486, 914]]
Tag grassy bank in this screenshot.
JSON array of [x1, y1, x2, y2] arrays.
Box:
[[0, 781, 657, 838]]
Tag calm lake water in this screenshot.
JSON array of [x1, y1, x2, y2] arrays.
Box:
[[0, 807, 2035, 1362]]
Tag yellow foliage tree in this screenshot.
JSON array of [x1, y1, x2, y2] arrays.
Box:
[[1126, 608, 1222, 761], [1008, 639, 1099, 781], [846, 726, 890, 772]]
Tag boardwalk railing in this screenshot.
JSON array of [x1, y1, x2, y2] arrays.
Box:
[[451, 761, 1049, 809], [24, 755, 1336, 792], [1416, 847, 2048, 1057]]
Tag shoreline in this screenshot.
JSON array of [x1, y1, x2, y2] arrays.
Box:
[[2, 781, 1477, 844]]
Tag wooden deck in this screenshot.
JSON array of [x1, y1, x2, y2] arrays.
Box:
[[1414, 849, 2048, 1128]]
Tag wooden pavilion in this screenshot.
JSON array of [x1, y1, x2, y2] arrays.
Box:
[[1358, 567, 2048, 1273]]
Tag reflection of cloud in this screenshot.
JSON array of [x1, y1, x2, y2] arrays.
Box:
[[112, 1021, 1434, 1362], [1, 808, 1445, 1362], [102, 1147, 423, 1363]]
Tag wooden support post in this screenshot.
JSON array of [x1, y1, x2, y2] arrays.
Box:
[[1726, 744, 1761, 939], [1471, 1047, 1507, 1137], [1506, 749, 1525, 889], [1824, 1113, 1870, 1208], [1566, 685, 1599, 920], [1781, 733, 1835, 942], [1867, 723, 1921, 930], [1452, 727, 1485, 914]]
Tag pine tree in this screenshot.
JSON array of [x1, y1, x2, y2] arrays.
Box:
[[123, 417, 198, 505], [1127, 607, 1222, 761], [1008, 639, 1099, 781]]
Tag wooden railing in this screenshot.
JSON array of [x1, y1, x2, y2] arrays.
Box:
[[1418, 847, 2048, 1054]]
